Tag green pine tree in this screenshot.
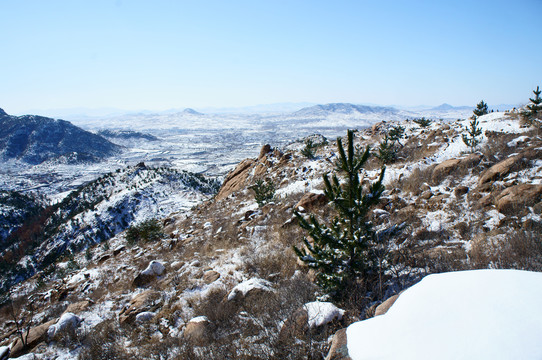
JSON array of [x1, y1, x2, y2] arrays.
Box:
[[527, 86, 542, 114], [473, 100, 489, 118], [413, 117, 432, 128], [294, 130, 385, 299], [301, 138, 317, 159], [462, 116, 482, 152], [376, 135, 397, 164]]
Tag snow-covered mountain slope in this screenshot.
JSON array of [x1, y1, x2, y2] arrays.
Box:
[[0, 108, 121, 165], [0, 163, 219, 293], [1, 110, 541, 359], [0, 191, 45, 243]]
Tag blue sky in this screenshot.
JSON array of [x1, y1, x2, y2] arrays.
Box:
[[1, 0, 541, 114]]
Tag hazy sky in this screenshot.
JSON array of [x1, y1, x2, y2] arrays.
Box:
[[2, 0, 541, 114]]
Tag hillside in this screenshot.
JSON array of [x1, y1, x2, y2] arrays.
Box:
[[0, 108, 121, 165], [0, 164, 220, 294], [1, 111, 541, 359]]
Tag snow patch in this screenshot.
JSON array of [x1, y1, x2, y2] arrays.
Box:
[[303, 301, 344, 328], [347, 269, 542, 360], [227, 278, 273, 301]]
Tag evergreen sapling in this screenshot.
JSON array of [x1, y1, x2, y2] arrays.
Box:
[[294, 130, 386, 299]]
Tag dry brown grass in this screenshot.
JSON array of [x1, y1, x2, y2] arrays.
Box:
[[469, 230, 542, 271]]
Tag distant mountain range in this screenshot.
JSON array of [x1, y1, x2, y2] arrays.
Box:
[[0, 108, 121, 165], [294, 103, 400, 117]]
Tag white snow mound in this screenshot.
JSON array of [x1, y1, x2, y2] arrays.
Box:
[[227, 278, 273, 301], [303, 301, 344, 328], [347, 269, 542, 360]]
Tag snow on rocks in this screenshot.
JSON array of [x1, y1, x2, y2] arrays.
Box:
[[133, 260, 166, 287], [303, 301, 345, 329], [346, 269, 542, 360], [183, 316, 213, 345], [227, 278, 273, 301], [135, 311, 156, 323], [141, 260, 165, 276], [47, 312, 82, 340]]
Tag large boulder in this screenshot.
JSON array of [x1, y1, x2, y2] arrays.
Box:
[[227, 278, 274, 303], [47, 312, 82, 340], [478, 155, 525, 186], [183, 316, 213, 346], [494, 184, 542, 215], [215, 159, 256, 200], [132, 260, 166, 287], [9, 319, 57, 357], [432, 154, 482, 183]]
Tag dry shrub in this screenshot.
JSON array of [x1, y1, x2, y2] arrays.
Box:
[[391, 167, 434, 196], [469, 230, 542, 271], [78, 319, 131, 360]]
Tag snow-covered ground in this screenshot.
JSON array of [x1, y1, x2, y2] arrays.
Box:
[[347, 269, 542, 360]]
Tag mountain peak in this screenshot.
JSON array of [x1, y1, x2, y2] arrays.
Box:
[[183, 108, 202, 115], [0, 108, 7, 117]]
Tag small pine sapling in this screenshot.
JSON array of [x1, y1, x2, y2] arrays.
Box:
[[413, 117, 432, 128], [251, 179, 276, 207], [462, 116, 482, 152], [473, 100, 489, 118], [301, 138, 317, 159], [523, 86, 542, 127], [294, 130, 386, 299], [376, 135, 397, 164]]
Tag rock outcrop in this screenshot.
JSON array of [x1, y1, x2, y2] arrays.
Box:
[[119, 290, 162, 324], [10, 319, 57, 358], [494, 184, 542, 215]]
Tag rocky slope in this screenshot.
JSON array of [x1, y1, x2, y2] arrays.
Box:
[[1, 111, 541, 359], [0, 108, 121, 165]]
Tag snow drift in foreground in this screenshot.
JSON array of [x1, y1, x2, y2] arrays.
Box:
[[347, 269, 542, 360]]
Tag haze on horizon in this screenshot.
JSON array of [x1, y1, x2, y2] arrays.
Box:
[[1, 0, 541, 116]]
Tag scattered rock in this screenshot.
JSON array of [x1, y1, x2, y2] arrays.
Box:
[[133, 260, 166, 287], [119, 290, 161, 324], [420, 190, 433, 200], [183, 316, 213, 346], [97, 254, 111, 264], [113, 245, 126, 256], [325, 328, 351, 360], [203, 270, 221, 284], [47, 312, 82, 340], [494, 184, 542, 215], [279, 302, 344, 342], [454, 186, 469, 197], [227, 278, 274, 302], [135, 311, 155, 323]]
